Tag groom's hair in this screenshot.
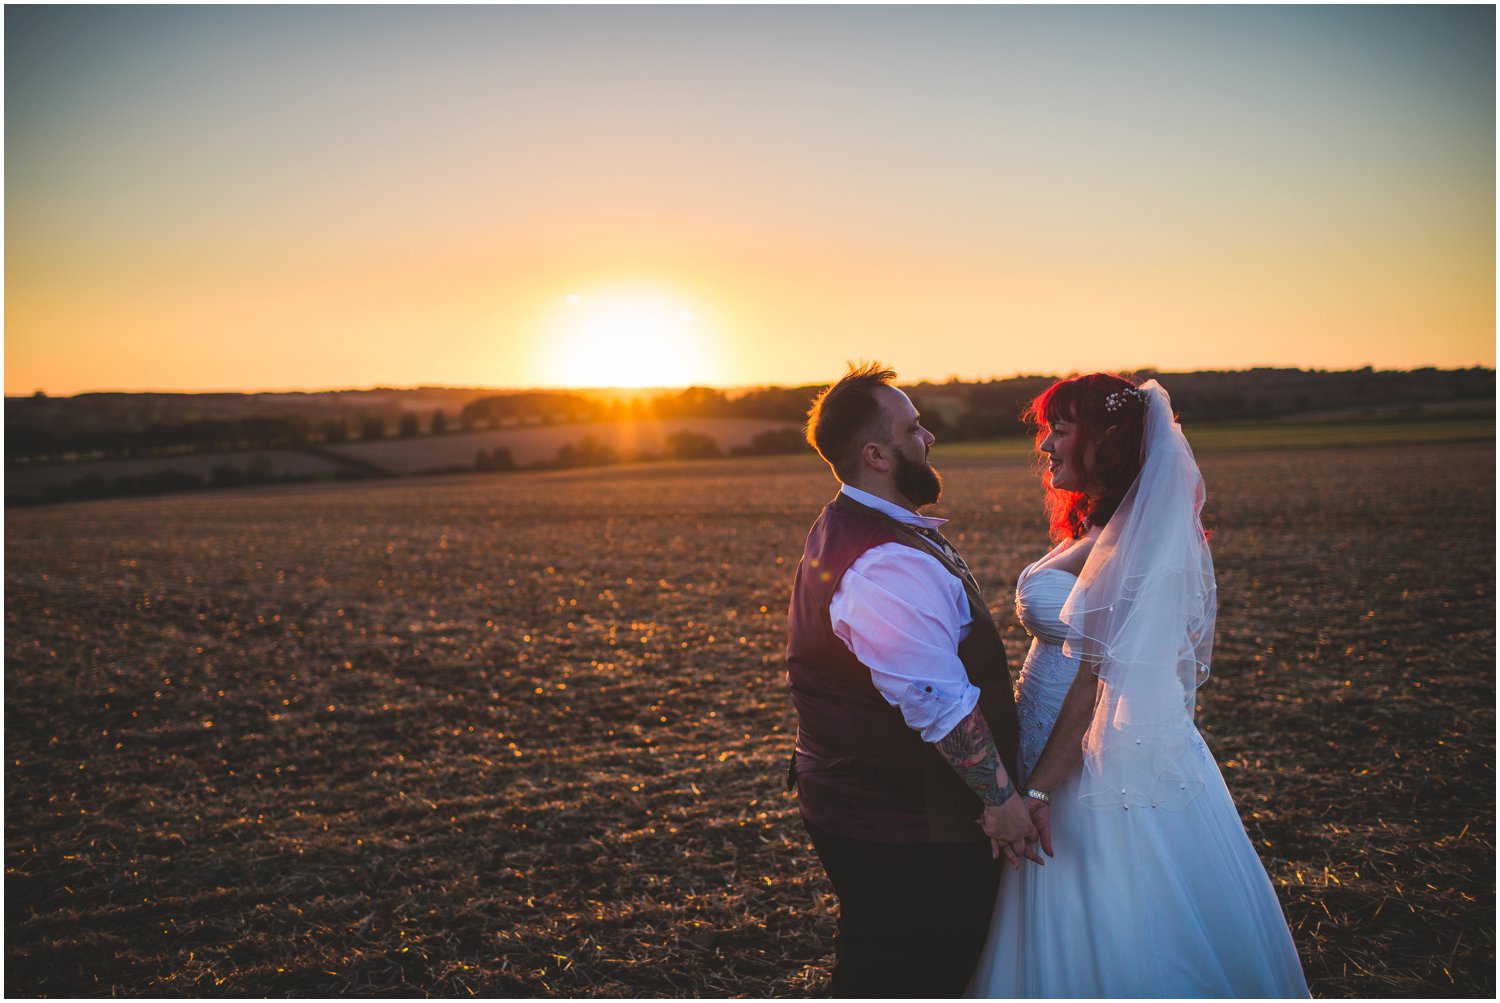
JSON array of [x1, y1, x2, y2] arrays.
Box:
[[805, 361, 898, 481]]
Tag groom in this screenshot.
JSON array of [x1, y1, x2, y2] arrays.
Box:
[[785, 362, 1032, 998]]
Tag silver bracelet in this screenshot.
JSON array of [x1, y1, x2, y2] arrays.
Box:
[[1023, 787, 1052, 804]]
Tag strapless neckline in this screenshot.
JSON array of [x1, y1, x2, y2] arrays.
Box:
[[1014, 558, 1078, 650], [1018, 559, 1079, 584]]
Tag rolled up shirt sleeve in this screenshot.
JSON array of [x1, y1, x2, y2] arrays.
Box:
[[829, 542, 980, 743]]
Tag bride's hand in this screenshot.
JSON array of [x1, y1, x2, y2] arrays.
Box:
[[1026, 799, 1053, 858]]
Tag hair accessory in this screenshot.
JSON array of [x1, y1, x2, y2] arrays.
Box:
[[1104, 387, 1150, 413]]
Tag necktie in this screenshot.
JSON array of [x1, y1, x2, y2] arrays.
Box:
[[913, 526, 977, 588]]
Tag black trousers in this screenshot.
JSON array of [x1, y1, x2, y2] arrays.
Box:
[[804, 819, 1001, 999]]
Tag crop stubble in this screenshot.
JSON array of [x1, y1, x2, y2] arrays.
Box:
[[5, 442, 1493, 996]]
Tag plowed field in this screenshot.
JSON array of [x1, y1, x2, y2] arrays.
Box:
[[6, 440, 1493, 996]]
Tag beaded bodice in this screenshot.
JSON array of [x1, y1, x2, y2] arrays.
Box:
[[1013, 559, 1082, 778]]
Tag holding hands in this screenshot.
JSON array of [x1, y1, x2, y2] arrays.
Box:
[[980, 792, 1045, 870], [931, 702, 1047, 869]]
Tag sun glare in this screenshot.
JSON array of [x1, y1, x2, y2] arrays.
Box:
[[538, 286, 719, 389]]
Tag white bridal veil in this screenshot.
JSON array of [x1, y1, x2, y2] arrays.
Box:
[[1059, 379, 1217, 811]]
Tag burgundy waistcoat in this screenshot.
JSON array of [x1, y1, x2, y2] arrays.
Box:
[[785, 493, 1020, 844]]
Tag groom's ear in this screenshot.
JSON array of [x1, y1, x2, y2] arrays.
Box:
[[861, 439, 893, 473]]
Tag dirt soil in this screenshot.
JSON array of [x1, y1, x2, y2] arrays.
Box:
[[6, 441, 1493, 996]]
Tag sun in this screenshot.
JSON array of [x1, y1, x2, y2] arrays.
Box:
[[537, 285, 719, 389]]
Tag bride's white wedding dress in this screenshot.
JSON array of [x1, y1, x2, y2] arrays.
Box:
[[967, 554, 1310, 998]]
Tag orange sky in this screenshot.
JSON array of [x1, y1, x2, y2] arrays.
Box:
[[6, 6, 1494, 396]]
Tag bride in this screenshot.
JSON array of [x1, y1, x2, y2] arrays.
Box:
[[968, 375, 1309, 997]]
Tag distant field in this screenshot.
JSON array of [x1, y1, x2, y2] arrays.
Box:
[[4, 417, 802, 502], [3, 449, 349, 500], [941, 414, 1495, 461], [5, 440, 1494, 996], [8, 414, 1488, 503], [1181, 415, 1494, 451]]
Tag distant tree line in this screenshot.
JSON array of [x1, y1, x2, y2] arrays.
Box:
[[8, 415, 316, 464], [8, 367, 1492, 468], [12, 364, 1493, 505], [6, 409, 467, 465], [420, 366, 1500, 444]]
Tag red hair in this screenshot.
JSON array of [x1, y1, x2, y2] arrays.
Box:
[[1022, 374, 1147, 542]]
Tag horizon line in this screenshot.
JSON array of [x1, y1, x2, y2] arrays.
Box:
[[8, 362, 1496, 400]]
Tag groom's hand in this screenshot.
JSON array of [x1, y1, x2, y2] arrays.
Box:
[[979, 794, 1040, 870], [932, 706, 1042, 867]]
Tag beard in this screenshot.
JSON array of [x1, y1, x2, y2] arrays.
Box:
[[894, 450, 943, 508]]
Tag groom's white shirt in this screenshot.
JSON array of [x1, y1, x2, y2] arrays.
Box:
[[829, 484, 982, 743]]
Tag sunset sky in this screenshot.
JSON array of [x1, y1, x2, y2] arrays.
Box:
[[6, 5, 1495, 396]]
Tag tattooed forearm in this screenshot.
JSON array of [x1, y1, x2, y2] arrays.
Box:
[[934, 703, 1014, 806]]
